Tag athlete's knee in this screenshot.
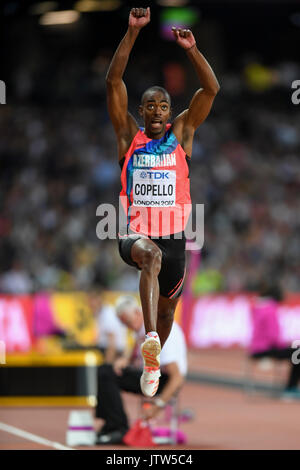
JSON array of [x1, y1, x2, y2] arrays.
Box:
[[140, 246, 162, 274]]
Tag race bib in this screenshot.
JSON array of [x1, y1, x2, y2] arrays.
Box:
[[132, 169, 176, 207]]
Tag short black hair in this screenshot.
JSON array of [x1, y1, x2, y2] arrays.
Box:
[[141, 86, 171, 106]]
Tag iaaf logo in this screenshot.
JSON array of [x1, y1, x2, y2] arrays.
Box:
[[140, 171, 169, 179]]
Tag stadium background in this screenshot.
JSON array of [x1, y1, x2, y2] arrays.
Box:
[[0, 0, 300, 450]]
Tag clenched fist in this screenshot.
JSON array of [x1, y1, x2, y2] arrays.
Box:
[[129, 7, 151, 29], [172, 27, 196, 51]]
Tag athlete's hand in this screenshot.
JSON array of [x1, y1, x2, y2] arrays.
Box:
[[172, 27, 196, 51], [113, 357, 129, 376], [129, 7, 150, 30]]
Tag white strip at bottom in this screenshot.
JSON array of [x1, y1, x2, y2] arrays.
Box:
[[0, 422, 74, 450]]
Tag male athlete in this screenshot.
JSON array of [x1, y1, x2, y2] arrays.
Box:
[[106, 7, 219, 398]]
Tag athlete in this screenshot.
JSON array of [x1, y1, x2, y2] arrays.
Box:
[[106, 7, 219, 397]]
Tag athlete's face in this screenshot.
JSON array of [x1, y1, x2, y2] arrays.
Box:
[[139, 91, 171, 139]]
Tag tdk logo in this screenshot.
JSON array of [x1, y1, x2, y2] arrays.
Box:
[[140, 171, 169, 179], [0, 81, 6, 104]]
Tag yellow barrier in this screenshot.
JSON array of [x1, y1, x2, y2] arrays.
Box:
[[3, 350, 103, 367], [0, 396, 95, 407]]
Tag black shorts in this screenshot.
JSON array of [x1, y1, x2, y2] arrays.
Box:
[[118, 232, 186, 299]]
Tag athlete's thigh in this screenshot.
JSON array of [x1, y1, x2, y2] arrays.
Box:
[[156, 239, 186, 299]]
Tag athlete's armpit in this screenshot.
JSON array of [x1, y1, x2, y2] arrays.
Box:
[[185, 87, 217, 130], [106, 79, 138, 158], [172, 110, 194, 157], [172, 87, 217, 155]]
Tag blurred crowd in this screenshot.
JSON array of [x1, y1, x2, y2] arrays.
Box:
[[1, 42, 300, 295], [0, 103, 138, 293]]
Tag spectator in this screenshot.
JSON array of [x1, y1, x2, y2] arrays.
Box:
[[96, 295, 129, 363], [249, 280, 300, 397], [95, 295, 187, 444], [0, 260, 33, 294]]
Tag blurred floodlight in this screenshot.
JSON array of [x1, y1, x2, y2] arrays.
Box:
[[29, 1, 58, 15], [290, 12, 300, 27], [75, 0, 121, 12], [157, 0, 189, 6], [160, 7, 199, 40], [39, 10, 80, 25]]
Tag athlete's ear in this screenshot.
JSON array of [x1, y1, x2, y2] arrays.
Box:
[[138, 105, 144, 117], [169, 107, 173, 121]]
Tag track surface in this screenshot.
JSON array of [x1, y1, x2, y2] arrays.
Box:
[[1, 349, 299, 450]]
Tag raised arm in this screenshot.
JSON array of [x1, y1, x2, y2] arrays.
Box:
[[106, 7, 151, 160], [171, 28, 220, 156]]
